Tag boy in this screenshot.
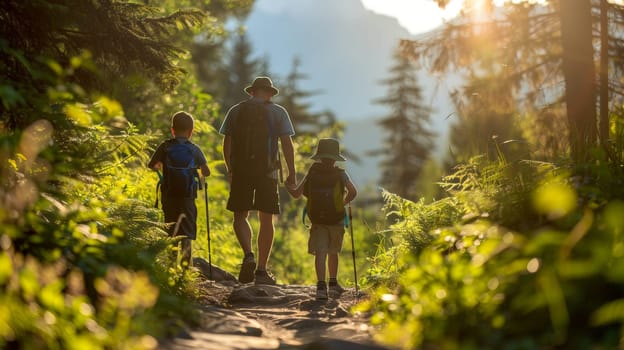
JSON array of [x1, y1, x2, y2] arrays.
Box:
[[287, 138, 357, 300], [148, 111, 210, 268]]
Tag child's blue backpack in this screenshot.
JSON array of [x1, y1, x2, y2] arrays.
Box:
[[304, 163, 346, 225], [162, 139, 200, 199]]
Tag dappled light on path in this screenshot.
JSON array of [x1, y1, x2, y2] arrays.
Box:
[[161, 281, 387, 350]]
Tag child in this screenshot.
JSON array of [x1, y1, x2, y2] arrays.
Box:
[[287, 138, 357, 300], [148, 111, 210, 268]]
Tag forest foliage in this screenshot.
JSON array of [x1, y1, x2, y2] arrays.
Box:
[[360, 0, 624, 349], [1, 0, 624, 349]]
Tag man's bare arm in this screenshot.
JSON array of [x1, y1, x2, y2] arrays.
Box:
[[223, 135, 232, 173], [280, 135, 296, 185]]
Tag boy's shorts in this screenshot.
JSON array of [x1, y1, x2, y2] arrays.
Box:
[[308, 223, 345, 255], [162, 197, 198, 240], [227, 172, 280, 214]]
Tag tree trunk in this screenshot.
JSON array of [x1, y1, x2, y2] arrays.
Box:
[[559, 0, 597, 161], [599, 0, 609, 147]]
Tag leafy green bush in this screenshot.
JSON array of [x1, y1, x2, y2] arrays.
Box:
[[359, 156, 624, 349], [0, 108, 205, 348], [0, 46, 205, 345]]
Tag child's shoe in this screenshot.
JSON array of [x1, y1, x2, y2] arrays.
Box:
[[328, 281, 345, 296], [316, 281, 328, 300]]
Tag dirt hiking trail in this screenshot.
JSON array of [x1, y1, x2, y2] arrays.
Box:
[[160, 262, 390, 350]]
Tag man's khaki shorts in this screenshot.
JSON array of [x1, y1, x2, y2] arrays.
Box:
[[308, 223, 345, 255]]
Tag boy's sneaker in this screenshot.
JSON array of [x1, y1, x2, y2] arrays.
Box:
[[316, 282, 328, 300], [329, 282, 345, 296], [254, 270, 276, 285], [238, 254, 256, 284]]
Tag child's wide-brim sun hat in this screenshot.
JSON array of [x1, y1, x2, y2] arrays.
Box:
[[310, 138, 346, 161]]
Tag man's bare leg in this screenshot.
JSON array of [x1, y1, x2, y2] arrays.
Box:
[[234, 211, 256, 283], [256, 211, 274, 270], [233, 211, 252, 255]]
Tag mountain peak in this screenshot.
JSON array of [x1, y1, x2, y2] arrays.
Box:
[[246, 0, 411, 120]]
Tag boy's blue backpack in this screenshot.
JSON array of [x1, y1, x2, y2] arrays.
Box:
[[161, 139, 200, 199], [304, 163, 346, 225]]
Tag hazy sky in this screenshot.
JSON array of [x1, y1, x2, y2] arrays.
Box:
[[255, 0, 622, 35], [253, 0, 461, 35]]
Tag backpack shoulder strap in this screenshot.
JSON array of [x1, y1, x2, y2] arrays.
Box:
[[302, 164, 320, 228], [308, 162, 323, 174], [334, 166, 346, 184], [163, 138, 179, 152], [333, 166, 348, 227], [238, 99, 271, 112], [238, 99, 273, 111]]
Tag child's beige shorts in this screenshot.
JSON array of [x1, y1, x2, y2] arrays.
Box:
[[308, 223, 345, 255]]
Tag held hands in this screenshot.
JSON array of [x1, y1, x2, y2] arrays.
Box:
[[285, 181, 297, 190], [284, 174, 299, 198], [285, 173, 296, 187]]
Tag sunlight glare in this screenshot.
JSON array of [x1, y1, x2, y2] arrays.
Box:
[[494, 0, 548, 4], [467, 0, 491, 22], [361, 0, 463, 35], [361, 0, 554, 35]]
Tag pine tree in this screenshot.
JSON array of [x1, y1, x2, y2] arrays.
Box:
[[221, 32, 264, 109], [448, 67, 526, 164], [277, 57, 336, 135], [0, 0, 205, 129], [188, 0, 255, 95], [403, 0, 624, 162], [372, 48, 436, 199]]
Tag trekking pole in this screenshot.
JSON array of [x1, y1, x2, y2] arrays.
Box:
[[203, 176, 212, 280], [154, 171, 163, 208], [348, 204, 359, 296], [278, 151, 284, 184]]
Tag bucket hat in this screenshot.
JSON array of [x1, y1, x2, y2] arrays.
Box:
[[311, 138, 346, 161], [244, 76, 279, 96]]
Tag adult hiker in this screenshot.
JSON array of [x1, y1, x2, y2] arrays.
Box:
[[287, 138, 357, 300], [148, 111, 211, 268], [220, 76, 296, 285]]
